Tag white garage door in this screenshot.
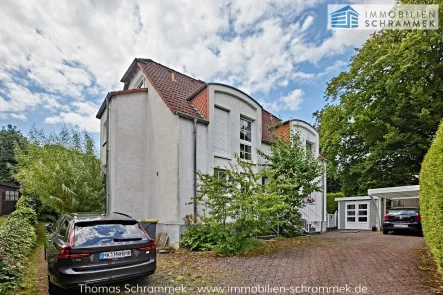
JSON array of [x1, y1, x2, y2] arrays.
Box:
[[345, 201, 370, 230]]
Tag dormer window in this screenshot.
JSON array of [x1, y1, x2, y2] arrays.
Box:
[[136, 78, 144, 89]]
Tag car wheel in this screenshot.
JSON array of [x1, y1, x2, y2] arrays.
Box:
[[383, 230, 389, 235], [48, 276, 59, 295]]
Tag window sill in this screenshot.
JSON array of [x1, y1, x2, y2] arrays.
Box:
[[214, 154, 231, 160]]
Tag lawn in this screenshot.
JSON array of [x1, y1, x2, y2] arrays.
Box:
[[0, 215, 8, 227]]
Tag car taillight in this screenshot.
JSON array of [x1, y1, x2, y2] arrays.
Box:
[[384, 215, 389, 221], [415, 215, 422, 221], [138, 242, 156, 252], [58, 246, 90, 259]]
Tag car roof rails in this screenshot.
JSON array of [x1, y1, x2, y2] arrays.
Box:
[[112, 212, 133, 219]]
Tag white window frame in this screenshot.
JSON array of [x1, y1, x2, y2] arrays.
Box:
[[306, 140, 314, 155], [240, 116, 252, 161], [136, 78, 144, 89]]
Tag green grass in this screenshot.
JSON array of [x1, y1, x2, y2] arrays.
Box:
[[22, 222, 46, 295], [0, 215, 8, 227]]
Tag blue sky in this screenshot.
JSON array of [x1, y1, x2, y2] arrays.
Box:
[[0, 0, 389, 145]]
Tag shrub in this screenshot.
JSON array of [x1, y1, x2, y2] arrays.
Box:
[[17, 194, 58, 222], [326, 192, 344, 214], [8, 207, 37, 228], [181, 224, 218, 251], [0, 207, 37, 294], [420, 120, 443, 276]]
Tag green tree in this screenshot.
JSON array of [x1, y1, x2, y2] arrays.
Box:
[[0, 125, 28, 183], [187, 155, 288, 255], [14, 126, 105, 213], [316, 0, 443, 196], [258, 131, 325, 236]]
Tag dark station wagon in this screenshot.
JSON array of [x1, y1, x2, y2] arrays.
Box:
[[45, 212, 156, 293]]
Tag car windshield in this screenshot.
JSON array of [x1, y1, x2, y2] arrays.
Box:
[[388, 209, 418, 216], [74, 221, 147, 247]]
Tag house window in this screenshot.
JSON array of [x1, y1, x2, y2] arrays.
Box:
[[214, 107, 230, 158], [261, 177, 269, 185], [240, 117, 252, 160], [5, 190, 19, 201], [214, 168, 226, 180], [306, 141, 314, 155], [240, 144, 252, 160], [136, 78, 144, 89]]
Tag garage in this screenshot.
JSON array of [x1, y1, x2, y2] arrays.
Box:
[[335, 185, 420, 231], [335, 196, 380, 230]]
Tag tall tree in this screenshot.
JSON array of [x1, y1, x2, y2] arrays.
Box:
[[14, 126, 105, 213], [316, 0, 443, 196], [0, 125, 28, 183]]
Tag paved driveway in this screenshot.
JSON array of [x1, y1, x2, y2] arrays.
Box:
[[35, 231, 441, 294], [146, 231, 441, 295]]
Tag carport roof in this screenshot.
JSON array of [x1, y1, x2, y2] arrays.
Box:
[[368, 185, 419, 200]]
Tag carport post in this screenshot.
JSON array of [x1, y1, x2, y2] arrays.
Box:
[[370, 195, 382, 231]]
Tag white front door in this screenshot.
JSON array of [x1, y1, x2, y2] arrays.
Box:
[[345, 201, 370, 230]]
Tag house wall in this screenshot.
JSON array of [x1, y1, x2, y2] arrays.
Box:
[[207, 85, 263, 173], [103, 84, 180, 223], [127, 68, 146, 89], [291, 120, 325, 225]]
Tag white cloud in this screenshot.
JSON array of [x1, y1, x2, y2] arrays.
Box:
[[44, 101, 100, 132], [0, 0, 373, 131], [259, 89, 304, 113], [10, 113, 27, 121]]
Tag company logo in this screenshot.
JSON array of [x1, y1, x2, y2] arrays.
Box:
[[330, 5, 359, 29]]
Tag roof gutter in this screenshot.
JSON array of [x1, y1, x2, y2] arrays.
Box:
[[175, 111, 209, 125]]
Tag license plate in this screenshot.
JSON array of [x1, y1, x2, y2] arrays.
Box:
[[394, 224, 408, 228], [99, 250, 131, 260]]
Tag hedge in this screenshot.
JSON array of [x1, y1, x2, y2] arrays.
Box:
[[420, 120, 443, 276], [327, 192, 344, 214], [0, 196, 38, 294]]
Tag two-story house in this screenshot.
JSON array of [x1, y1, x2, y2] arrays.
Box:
[[96, 58, 326, 245]]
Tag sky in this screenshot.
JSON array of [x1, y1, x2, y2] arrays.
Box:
[[0, 0, 392, 144]]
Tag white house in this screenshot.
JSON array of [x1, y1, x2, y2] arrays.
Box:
[[96, 58, 327, 245]]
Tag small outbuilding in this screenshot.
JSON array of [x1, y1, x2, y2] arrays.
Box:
[[335, 196, 380, 230], [335, 185, 420, 231], [0, 182, 21, 215]]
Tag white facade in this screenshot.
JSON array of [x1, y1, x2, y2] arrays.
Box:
[[98, 64, 326, 246]]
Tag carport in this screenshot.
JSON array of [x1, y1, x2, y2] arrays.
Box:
[[368, 185, 419, 230]]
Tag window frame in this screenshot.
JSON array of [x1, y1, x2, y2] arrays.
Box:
[[239, 116, 253, 161], [5, 190, 19, 201], [306, 140, 315, 155], [136, 78, 144, 89], [102, 120, 108, 146]]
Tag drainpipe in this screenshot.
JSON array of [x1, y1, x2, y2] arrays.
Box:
[[193, 118, 198, 219], [323, 161, 327, 232], [105, 94, 110, 214]]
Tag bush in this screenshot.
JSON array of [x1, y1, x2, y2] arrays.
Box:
[[326, 192, 344, 214], [0, 207, 37, 294], [420, 120, 443, 276], [8, 207, 37, 228], [181, 225, 218, 251], [17, 194, 58, 222]]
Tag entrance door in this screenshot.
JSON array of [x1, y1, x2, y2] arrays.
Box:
[[345, 201, 370, 230]]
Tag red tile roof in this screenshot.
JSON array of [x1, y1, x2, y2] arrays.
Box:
[[136, 59, 206, 120], [118, 58, 281, 142]]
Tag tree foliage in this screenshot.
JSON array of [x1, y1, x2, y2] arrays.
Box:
[[316, 1, 443, 196], [183, 132, 325, 254], [187, 155, 288, 255], [420, 120, 443, 276], [13, 126, 105, 214], [0, 125, 28, 183]]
